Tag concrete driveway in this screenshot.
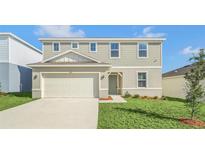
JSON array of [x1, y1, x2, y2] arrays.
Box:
[[0, 98, 98, 129]]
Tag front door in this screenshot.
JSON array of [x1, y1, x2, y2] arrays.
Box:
[[109, 75, 117, 95]]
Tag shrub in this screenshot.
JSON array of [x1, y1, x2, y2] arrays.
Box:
[[140, 96, 160, 99], [123, 91, 132, 98], [132, 94, 140, 98], [161, 96, 167, 100], [153, 96, 158, 99], [140, 96, 148, 99]]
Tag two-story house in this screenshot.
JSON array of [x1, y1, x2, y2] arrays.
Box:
[[28, 37, 165, 98]]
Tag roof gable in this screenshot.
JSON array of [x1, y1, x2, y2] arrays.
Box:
[[43, 50, 101, 63]]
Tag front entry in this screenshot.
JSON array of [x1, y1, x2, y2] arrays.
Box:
[[109, 75, 117, 95]]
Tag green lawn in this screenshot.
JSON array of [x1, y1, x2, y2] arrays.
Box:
[[98, 98, 205, 129], [0, 92, 33, 111]]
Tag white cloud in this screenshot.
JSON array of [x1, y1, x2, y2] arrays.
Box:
[[181, 46, 200, 55], [143, 26, 153, 34], [136, 26, 166, 37], [34, 25, 85, 37]]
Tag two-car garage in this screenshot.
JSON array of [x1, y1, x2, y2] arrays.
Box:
[[41, 73, 99, 98], [29, 51, 111, 99]]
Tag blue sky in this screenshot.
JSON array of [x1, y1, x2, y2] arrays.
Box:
[[0, 25, 204, 73]]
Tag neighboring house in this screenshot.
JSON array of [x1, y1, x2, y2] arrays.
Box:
[[162, 65, 205, 99], [28, 37, 165, 98], [0, 33, 42, 93]]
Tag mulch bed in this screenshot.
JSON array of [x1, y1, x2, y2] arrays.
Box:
[[179, 118, 205, 127], [99, 96, 113, 101]]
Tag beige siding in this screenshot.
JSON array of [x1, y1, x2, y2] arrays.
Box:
[[61, 42, 71, 52], [33, 39, 163, 98], [163, 76, 205, 100], [50, 52, 93, 63], [43, 43, 52, 52], [99, 90, 108, 98], [100, 72, 109, 89], [162, 76, 186, 99], [43, 41, 162, 67], [122, 89, 162, 97], [32, 71, 41, 89], [111, 68, 162, 88], [32, 67, 162, 98], [32, 90, 41, 98], [112, 68, 162, 97]]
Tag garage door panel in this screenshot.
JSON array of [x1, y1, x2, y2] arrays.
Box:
[[67, 77, 94, 97], [43, 73, 98, 98], [44, 77, 69, 97]]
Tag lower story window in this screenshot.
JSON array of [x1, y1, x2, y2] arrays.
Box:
[[138, 72, 147, 88]]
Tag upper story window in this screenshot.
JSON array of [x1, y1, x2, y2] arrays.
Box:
[[52, 42, 60, 52], [110, 43, 120, 58], [71, 42, 79, 49], [89, 42, 97, 52], [138, 43, 148, 58], [137, 72, 147, 88]]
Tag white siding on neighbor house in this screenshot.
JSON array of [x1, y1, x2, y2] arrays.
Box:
[[0, 63, 9, 92], [0, 36, 9, 62], [9, 37, 42, 67], [8, 63, 32, 92], [0, 33, 42, 92]]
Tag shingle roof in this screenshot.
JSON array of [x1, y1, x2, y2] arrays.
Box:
[[163, 65, 193, 78]]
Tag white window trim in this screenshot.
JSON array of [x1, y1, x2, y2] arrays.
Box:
[[89, 42, 97, 52], [137, 42, 149, 58], [136, 71, 148, 88], [52, 42, 60, 52], [109, 42, 120, 59], [71, 42, 79, 49]]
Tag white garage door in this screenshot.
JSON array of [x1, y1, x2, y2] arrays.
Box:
[[43, 73, 99, 98]]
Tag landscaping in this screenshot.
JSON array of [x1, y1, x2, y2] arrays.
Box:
[[98, 97, 205, 129], [0, 92, 33, 111]]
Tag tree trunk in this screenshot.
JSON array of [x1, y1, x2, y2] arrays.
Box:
[[191, 108, 194, 120]]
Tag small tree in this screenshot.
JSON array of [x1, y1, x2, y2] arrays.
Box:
[[184, 49, 205, 119]]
